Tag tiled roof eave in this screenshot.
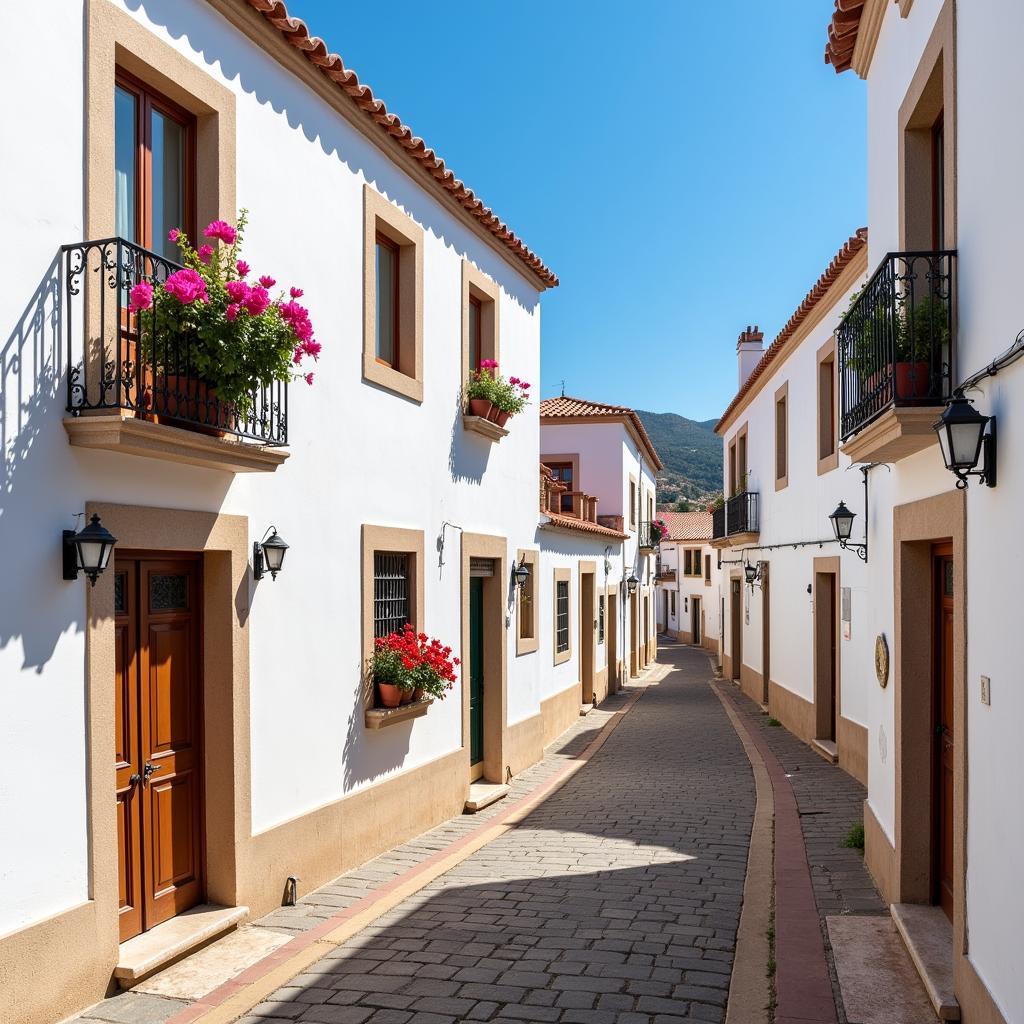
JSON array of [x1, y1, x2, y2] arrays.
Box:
[[242, 0, 557, 288], [540, 514, 628, 540]]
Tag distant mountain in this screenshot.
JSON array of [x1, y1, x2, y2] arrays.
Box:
[[635, 410, 723, 507]]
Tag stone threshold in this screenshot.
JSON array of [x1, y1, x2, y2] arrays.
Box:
[[811, 737, 839, 763], [115, 904, 248, 986], [464, 781, 510, 813], [891, 903, 961, 1020]]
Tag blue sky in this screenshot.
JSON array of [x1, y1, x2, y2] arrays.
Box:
[[286, 2, 866, 422]]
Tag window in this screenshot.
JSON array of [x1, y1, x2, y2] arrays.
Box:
[[931, 113, 944, 249], [461, 260, 500, 403], [647, 494, 654, 523], [704, 554, 712, 583], [629, 478, 637, 529], [516, 549, 538, 655], [670, 591, 676, 618], [114, 70, 195, 258], [556, 581, 569, 653], [373, 552, 410, 638], [598, 595, 605, 644], [817, 339, 838, 473], [728, 425, 748, 496], [468, 296, 482, 372], [548, 462, 574, 513], [774, 382, 788, 490], [685, 549, 703, 577], [363, 185, 424, 402], [683, 550, 692, 575], [375, 234, 399, 367]]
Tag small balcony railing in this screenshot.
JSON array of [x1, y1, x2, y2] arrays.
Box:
[[638, 521, 663, 550], [837, 250, 956, 442], [62, 237, 288, 445], [712, 492, 759, 540]]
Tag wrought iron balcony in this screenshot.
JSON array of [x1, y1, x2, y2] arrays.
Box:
[[62, 237, 288, 445], [837, 250, 955, 442], [711, 492, 759, 541], [638, 521, 663, 551]]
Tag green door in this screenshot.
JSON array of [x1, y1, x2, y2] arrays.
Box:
[[469, 577, 484, 765]]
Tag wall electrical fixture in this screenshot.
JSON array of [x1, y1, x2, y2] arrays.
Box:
[[626, 574, 639, 595], [512, 559, 531, 590], [827, 464, 883, 562], [63, 513, 117, 587], [253, 527, 289, 581], [743, 561, 762, 588], [933, 392, 996, 488]]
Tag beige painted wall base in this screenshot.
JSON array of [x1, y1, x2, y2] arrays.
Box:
[[838, 715, 868, 786], [864, 799, 898, 904], [768, 679, 815, 742], [739, 664, 764, 706]]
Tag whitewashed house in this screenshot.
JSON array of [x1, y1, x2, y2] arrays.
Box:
[[655, 510, 720, 653], [0, 2, 563, 1021], [538, 397, 663, 697]]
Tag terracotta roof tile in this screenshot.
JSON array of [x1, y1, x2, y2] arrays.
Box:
[[539, 396, 664, 471], [715, 228, 867, 433], [244, 0, 557, 288], [824, 0, 866, 74], [542, 510, 627, 540], [658, 511, 713, 542]]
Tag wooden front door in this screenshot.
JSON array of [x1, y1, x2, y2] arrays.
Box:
[[730, 579, 742, 680], [933, 543, 955, 921], [608, 591, 618, 692], [580, 572, 595, 703], [115, 556, 203, 942], [761, 566, 770, 705], [469, 576, 484, 767], [691, 597, 701, 645]]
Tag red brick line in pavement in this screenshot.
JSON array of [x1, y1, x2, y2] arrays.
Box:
[[163, 682, 649, 1024], [720, 689, 839, 1024]]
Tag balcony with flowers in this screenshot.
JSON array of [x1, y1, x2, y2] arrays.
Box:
[[463, 360, 531, 442], [61, 213, 320, 473]]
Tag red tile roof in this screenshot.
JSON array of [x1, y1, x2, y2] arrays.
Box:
[[539, 396, 664, 471], [824, 0, 866, 74], [715, 228, 868, 434], [542, 510, 628, 540], [658, 511, 713, 542], [245, 0, 557, 289]]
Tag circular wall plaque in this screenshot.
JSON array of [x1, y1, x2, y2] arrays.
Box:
[[875, 633, 890, 688]]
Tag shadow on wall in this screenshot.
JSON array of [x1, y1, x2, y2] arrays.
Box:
[[0, 254, 83, 672], [129, 0, 544, 314], [448, 391, 491, 485]]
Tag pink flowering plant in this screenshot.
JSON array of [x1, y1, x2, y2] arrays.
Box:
[[132, 210, 320, 415], [464, 359, 531, 416], [649, 518, 669, 543]]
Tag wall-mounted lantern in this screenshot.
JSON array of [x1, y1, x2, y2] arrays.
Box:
[[63, 513, 117, 587], [626, 574, 639, 595], [933, 393, 996, 488], [512, 559, 531, 590], [827, 464, 872, 562], [743, 561, 761, 588], [253, 527, 289, 581]]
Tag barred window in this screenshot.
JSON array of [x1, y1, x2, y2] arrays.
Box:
[[598, 595, 605, 644], [556, 580, 569, 653], [373, 552, 409, 637]]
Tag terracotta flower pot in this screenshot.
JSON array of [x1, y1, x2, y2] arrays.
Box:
[[142, 372, 233, 438], [412, 687, 425, 702], [468, 398, 494, 419], [894, 361, 931, 399], [400, 687, 414, 705], [377, 681, 402, 708], [494, 409, 511, 427]]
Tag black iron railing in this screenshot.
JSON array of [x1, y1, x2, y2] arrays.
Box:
[[638, 521, 662, 549], [712, 492, 759, 540], [62, 237, 288, 445], [837, 250, 955, 442]]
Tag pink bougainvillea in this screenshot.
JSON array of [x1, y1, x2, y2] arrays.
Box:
[[164, 268, 208, 305], [128, 281, 153, 312], [197, 244, 214, 264], [204, 219, 237, 245]]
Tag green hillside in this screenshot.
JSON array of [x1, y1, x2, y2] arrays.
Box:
[[635, 410, 723, 507]]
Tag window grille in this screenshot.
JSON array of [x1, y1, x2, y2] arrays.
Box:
[[374, 552, 409, 638], [598, 595, 605, 644], [556, 580, 569, 653]]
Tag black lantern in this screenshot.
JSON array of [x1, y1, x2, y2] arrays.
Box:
[[63, 513, 117, 587], [744, 561, 760, 587], [828, 501, 856, 544], [626, 574, 639, 595], [512, 560, 531, 590], [933, 394, 996, 488], [254, 527, 289, 581]]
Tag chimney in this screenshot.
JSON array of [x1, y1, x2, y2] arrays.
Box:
[[737, 325, 764, 388]]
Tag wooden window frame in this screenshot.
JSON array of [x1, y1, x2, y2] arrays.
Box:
[[705, 553, 712, 585], [515, 548, 539, 656], [461, 259, 500, 402], [628, 475, 638, 530], [553, 567, 572, 666], [775, 382, 789, 491], [363, 185, 424, 402], [817, 337, 839, 475], [542, 454, 580, 515], [374, 232, 401, 369], [727, 422, 749, 496]]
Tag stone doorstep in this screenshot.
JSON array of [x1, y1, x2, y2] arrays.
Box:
[[114, 904, 248, 987], [891, 903, 961, 1020], [579, 703, 594, 716], [463, 782, 510, 813], [811, 737, 839, 764]]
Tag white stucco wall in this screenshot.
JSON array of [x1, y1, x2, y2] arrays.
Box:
[[0, 0, 548, 937]]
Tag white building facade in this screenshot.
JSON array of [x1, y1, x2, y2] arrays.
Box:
[[539, 398, 662, 696], [654, 510, 721, 654], [0, 2, 566, 1021]]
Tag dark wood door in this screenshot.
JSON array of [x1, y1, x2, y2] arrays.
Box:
[[115, 556, 203, 941], [692, 597, 701, 645], [761, 568, 770, 705], [933, 544, 955, 921], [608, 592, 618, 692], [580, 573, 594, 703], [469, 577, 484, 766], [731, 579, 742, 680], [826, 575, 837, 741]]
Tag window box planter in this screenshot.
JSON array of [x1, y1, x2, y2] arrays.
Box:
[[463, 413, 509, 442], [365, 697, 433, 730]]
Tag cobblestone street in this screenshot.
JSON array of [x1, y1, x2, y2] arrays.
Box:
[[75, 641, 905, 1024]]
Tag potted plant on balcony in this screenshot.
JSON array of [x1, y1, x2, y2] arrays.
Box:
[[648, 519, 669, 546], [129, 211, 320, 435], [369, 624, 459, 709], [464, 360, 531, 426], [893, 293, 948, 399]]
